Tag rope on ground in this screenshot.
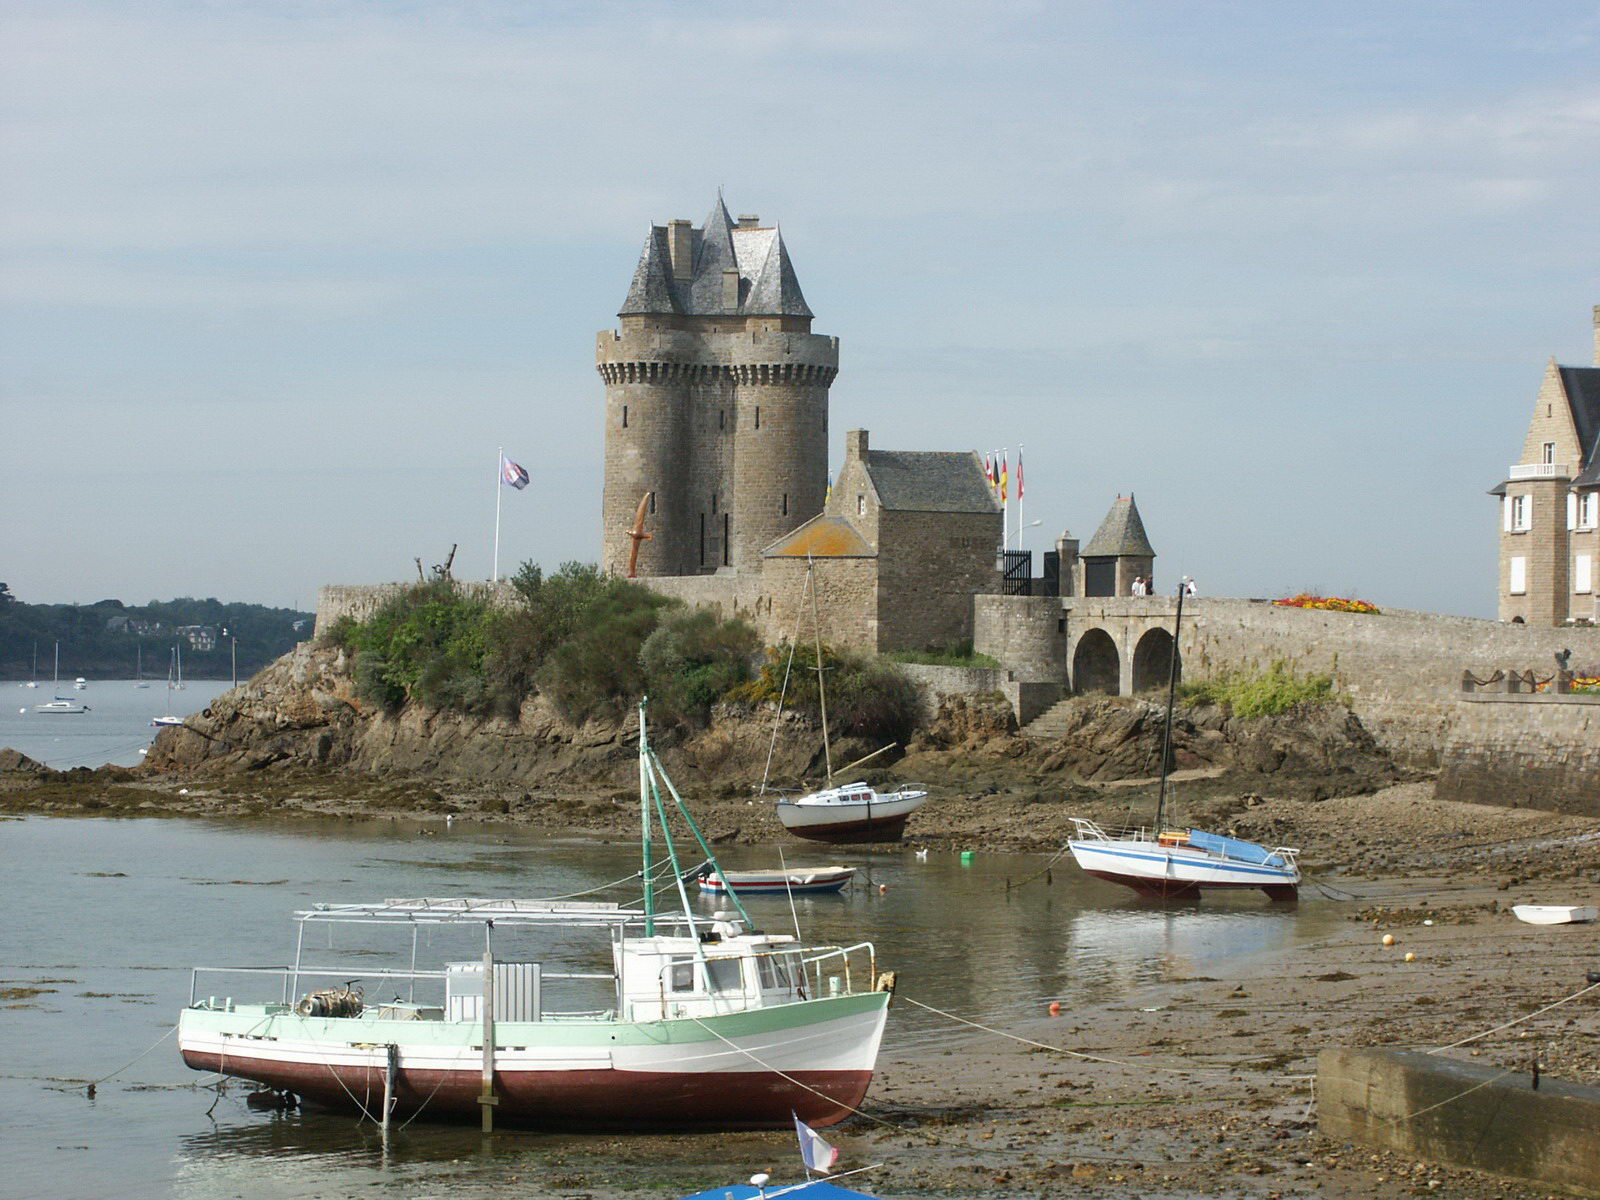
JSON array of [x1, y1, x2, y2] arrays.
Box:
[[44, 1023, 180, 1093], [686, 1016, 1205, 1166], [1428, 979, 1600, 1053], [898, 995, 1233, 1076]]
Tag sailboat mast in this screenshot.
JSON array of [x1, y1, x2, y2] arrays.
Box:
[[806, 556, 834, 785], [637, 701, 655, 937], [1154, 582, 1185, 832]]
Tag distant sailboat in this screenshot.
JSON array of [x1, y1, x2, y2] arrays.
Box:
[[152, 646, 185, 727], [33, 643, 89, 714], [23, 642, 39, 688], [135, 641, 151, 688], [174, 642, 186, 691]]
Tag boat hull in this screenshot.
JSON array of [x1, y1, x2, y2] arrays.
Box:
[[699, 868, 854, 895], [1069, 839, 1299, 901], [776, 795, 927, 844], [180, 991, 887, 1130]]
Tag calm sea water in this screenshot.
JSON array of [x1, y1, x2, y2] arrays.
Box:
[[0, 679, 233, 768], [0, 816, 1341, 1199]]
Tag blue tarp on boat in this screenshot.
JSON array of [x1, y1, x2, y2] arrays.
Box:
[[679, 1182, 878, 1200], [1188, 828, 1285, 868]]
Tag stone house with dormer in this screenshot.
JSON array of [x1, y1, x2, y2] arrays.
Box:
[[1492, 306, 1600, 625]]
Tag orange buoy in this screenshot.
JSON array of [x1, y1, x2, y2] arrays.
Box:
[[877, 883, 889, 895], [1048, 1001, 1062, 1017]]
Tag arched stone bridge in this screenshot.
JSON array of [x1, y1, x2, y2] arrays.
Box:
[[1062, 597, 1185, 696]]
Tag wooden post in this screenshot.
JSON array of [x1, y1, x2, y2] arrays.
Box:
[[382, 1042, 398, 1137], [479, 929, 497, 1132]]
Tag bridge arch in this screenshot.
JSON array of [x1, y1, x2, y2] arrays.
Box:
[[1131, 627, 1180, 693], [1072, 627, 1121, 695]]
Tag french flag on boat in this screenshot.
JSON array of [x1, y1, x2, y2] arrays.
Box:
[[795, 1114, 839, 1174], [500, 453, 530, 490]]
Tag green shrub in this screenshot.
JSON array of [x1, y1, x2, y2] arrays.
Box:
[[321, 614, 358, 651], [1181, 660, 1337, 719], [736, 642, 920, 745], [639, 608, 759, 724]]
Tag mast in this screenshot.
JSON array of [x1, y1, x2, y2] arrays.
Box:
[[638, 700, 655, 936], [1154, 581, 1184, 832], [806, 556, 834, 785]]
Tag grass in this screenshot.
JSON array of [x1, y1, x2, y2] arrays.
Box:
[[887, 642, 1001, 669], [1180, 660, 1338, 718]]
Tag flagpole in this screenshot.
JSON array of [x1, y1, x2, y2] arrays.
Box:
[[492, 445, 503, 583], [1017, 443, 1023, 554], [1002, 447, 1009, 553]]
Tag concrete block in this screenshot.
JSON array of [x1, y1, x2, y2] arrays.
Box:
[[1317, 1047, 1600, 1195]]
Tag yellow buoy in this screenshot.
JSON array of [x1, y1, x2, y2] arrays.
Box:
[[1404, 952, 1416, 962], [1381, 933, 1396, 946]]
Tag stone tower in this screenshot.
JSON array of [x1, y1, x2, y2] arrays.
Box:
[[1077, 494, 1156, 597], [596, 197, 838, 576]]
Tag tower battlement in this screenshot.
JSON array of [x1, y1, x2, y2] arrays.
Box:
[[597, 196, 836, 577]]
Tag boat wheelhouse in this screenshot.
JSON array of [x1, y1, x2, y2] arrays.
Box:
[[178, 704, 894, 1131]]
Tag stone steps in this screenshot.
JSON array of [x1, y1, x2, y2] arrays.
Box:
[[1019, 698, 1079, 740]]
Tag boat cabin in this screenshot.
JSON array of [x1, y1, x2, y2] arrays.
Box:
[[616, 929, 810, 1021]]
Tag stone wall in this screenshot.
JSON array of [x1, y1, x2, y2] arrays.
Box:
[[876, 509, 1003, 651], [974, 594, 1067, 681], [314, 581, 518, 638], [1435, 694, 1600, 815], [1318, 1047, 1600, 1194], [895, 663, 1006, 722]]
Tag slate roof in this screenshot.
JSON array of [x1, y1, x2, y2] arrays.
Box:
[[763, 515, 876, 558], [863, 450, 999, 513], [1560, 367, 1600, 486], [617, 195, 812, 318], [1081, 495, 1156, 558]]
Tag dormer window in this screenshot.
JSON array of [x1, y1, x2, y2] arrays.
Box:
[[1542, 442, 1556, 464], [857, 495, 865, 517]]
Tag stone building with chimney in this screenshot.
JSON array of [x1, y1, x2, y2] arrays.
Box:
[[1491, 307, 1600, 626]]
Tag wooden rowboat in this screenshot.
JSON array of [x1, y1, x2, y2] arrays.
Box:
[[699, 867, 857, 896], [1512, 905, 1598, 926]]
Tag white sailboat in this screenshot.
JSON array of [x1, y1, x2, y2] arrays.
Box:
[[177, 702, 893, 1130], [135, 641, 151, 688], [24, 642, 39, 688], [152, 646, 185, 726], [32, 643, 89, 714], [1066, 585, 1301, 902], [766, 559, 928, 845]]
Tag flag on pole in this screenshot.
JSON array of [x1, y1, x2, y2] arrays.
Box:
[[794, 1115, 839, 1175], [825, 473, 833, 502], [1000, 451, 1009, 503], [500, 453, 529, 490], [984, 452, 995, 491], [1016, 447, 1024, 499]]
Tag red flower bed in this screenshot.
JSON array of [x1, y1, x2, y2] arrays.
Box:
[[1273, 594, 1381, 615]]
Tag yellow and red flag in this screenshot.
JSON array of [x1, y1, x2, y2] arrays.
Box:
[[1000, 452, 1009, 502]]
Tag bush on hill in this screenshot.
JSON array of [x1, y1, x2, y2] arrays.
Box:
[[1180, 660, 1338, 719], [734, 642, 920, 745]]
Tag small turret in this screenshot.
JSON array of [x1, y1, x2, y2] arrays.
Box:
[[1078, 494, 1156, 597]]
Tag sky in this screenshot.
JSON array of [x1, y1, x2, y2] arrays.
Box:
[[2, 1, 1597, 617]]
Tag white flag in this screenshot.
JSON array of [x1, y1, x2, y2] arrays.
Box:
[[793, 1115, 838, 1174]]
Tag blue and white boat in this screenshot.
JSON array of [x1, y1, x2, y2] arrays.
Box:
[[1066, 819, 1299, 900], [1065, 582, 1301, 902]]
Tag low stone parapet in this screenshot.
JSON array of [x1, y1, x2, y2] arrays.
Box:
[[1318, 1047, 1600, 1195]]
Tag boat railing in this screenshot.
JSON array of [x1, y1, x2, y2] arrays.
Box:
[[188, 964, 615, 1011], [794, 941, 878, 999], [1068, 817, 1155, 842]]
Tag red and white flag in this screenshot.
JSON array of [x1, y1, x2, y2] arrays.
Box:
[[500, 453, 529, 490], [1016, 447, 1024, 499], [794, 1115, 839, 1174]]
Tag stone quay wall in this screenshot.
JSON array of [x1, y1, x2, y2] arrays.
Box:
[[1435, 693, 1600, 816], [314, 581, 518, 638]]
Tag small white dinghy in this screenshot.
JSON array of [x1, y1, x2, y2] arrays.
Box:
[[1512, 905, 1598, 926]]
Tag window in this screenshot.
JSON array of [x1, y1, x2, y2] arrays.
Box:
[[857, 495, 865, 517], [1543, 441, 1556, 464], [755, 405, 761, 429], [1509, 556, 1527, 595], [723, 513, 731, 567], [781, 492, 789, 516], [648, 491, 656, 515], [1511, 495, 1531, 532], [1577, 555, 1594, 595], [1582, 493, 1599, 529], [718, 409, 725, 430], [711, 493, 718, 514], [705, 957, 744, 994], [621, 405, 628, 428], [668, 957, 696, 993]]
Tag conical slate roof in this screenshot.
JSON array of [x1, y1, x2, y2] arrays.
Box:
[[618, 226, 680, 316], [743, 228, 812, 317], [1081, 494, 1155, 557], [616, 195, 814, 318]]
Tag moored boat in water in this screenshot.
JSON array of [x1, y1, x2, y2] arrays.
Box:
[[177, 702, 893, 1130], [699, 865, 857, 895], [776, 784, 929, 844]]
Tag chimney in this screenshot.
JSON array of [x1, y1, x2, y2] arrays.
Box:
[[737, 214, 760, 228], [667, 219, 693, 280], [846, 429, 869, 460]]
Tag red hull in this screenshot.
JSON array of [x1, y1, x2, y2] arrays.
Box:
[[182, 1050, 871, 1130], [782, 814, 911, 844], [1085, 868, 1298, 902]]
